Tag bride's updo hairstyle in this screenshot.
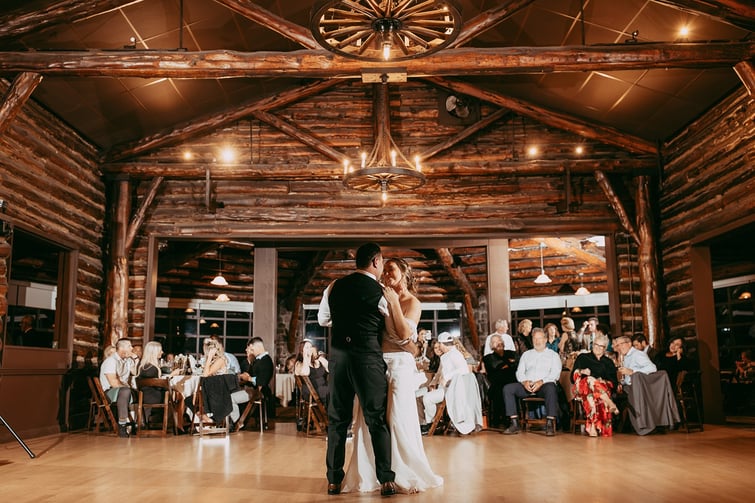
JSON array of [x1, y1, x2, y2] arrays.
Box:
[[386, 257, 416, 293]]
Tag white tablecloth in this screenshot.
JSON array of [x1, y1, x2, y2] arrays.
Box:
[[275, 373, 296, 406], [170, 375, 201, 398]]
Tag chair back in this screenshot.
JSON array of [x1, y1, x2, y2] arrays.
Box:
[[135, 377, 174, 436], [300, 375, 328, 435], [89, 376, 119, 434]]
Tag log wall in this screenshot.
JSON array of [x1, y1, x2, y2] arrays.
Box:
[[0, 78, 104, 440], [660, 89, 755, 340]]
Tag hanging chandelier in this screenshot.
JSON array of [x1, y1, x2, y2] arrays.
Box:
[[310, 0, 462, 62], [210, 245, 228, 286], [575, 272, 590, 296], [343, 83, 425, 200], [534, 241, 552, 284]]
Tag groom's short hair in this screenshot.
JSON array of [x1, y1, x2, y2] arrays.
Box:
[[356, 242, 382, 269]]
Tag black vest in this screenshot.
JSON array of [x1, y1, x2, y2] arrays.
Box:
[[328, 272, 384, 354]]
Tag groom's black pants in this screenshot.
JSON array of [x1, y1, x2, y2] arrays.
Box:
[[326, 346, 394, 485]]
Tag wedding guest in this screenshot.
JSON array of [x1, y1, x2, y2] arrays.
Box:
[[654, 336, 691, 388], [512, 319, 532, 356], [483, 319, 515, 356], [614, 336, 657, 385], [483, 334, 518, 428], [99, 338, 136, 437], [295, 339, 330, 406], [571, 334, 619, 436], [544, 323, 560, 353]]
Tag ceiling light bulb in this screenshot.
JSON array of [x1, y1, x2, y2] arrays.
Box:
[[679, 26, 690, 37], [528, 146, 538, 156], [382, 41, 391, 60], [183, 151, 193, 161], [575, 146, 584, 155], [210, 274, 228, 286], [381, 190, 388, 202]]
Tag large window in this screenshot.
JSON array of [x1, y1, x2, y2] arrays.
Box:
[[2, 225, 74, 352], [154, 299, 253, 360]]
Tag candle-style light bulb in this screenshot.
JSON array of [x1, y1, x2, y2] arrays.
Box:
[[414, 155, 421, 171], [361, 151, 367, 168], [381, 190, 388, 202], [390, 150, 397, 167]]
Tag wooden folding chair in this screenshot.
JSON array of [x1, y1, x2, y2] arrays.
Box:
[[190, 381, 229, 437], [135, 378, 176, 436], [675, 370, 704, 433], [301, 375, 328, 436], [235, 387, 267, 433], [427, 399, 446, 436], [88, 376, 119, 435]]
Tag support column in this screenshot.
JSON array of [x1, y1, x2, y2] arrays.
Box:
[[690, 245, 725, 424], [487, 238, 511, 334], [636, 176, 662, 347], [106, 177, 130, 346], [253, 246, 278, 361]]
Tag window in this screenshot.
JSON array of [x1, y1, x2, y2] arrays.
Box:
[[1, 225, 74, 352]]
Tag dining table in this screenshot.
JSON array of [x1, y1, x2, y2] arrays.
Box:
[[169, 374, 201, 431], [275, 373, 296, 407]]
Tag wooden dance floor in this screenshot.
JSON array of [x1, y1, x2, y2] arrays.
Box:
[[2, 423, 754, 502]]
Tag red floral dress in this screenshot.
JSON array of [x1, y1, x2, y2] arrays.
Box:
[[572, 371, 618, 436]]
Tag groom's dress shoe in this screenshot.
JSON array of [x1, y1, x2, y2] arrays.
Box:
[[327, 483, 341, 495], [380, 481, 397, 497]]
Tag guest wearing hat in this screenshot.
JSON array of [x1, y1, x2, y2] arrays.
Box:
[[421, 332, 483, 435]]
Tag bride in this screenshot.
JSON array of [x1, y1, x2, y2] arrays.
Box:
[[342, 257, 443, 494]]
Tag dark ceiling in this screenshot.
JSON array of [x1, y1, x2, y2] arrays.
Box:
[[0, 0, 751, 151]]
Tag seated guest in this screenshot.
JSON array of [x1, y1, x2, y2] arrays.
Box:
[[503, 328, 562, 436], [559, 316, 587, 358], [295, 339, 330, 406], [572, 334, 619, 437], [200, 338, 247, 425], [239, 337, 275, 420], [483, 319, 515, 356], [99, 338, 137, 437], [735, 350, 755, 382], [103, 344, 116, 360], [654, 336, 691, 388], [544, 323, 560, 353], [512, 319, 533, 356], [632, 334, 658, 362], [452, 336, 479, 373], [137, 341, 180, 425], [285, 354, 297, 373], [483, 334, 518, 428], [615, 335, 657, 385], [422, 332, 482, 435], [207, 335, 240, 374]]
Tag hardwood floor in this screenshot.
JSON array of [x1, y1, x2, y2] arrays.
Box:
[[2, 423, 754, 502]]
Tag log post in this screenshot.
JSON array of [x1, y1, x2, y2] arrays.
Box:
[[595, 170, 641, 244], [106, 177, 131, 346], [464, 293, 480, 352], [636, 175, 662, 347]]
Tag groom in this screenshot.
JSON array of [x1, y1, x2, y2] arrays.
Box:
[[318, 242, 396, 496]]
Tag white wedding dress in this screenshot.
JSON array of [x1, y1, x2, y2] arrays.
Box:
[[342, 350, 443, 493]]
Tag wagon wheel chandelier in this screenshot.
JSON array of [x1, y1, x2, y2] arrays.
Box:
[[342, 83, 425, 200], [310, 0, 462, 62]]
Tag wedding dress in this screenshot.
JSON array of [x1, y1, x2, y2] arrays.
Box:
[[342, 327, 443, 493]]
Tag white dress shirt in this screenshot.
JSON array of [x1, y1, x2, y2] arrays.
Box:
[[621, 347, 657, 385], [515, 348, 562, 384]]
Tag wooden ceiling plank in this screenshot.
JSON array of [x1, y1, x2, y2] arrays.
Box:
[[425, 76, 657, 155], [106, 79, 341, 161], [0, 72, 42, 136], [653, 0, 755, 31], [452, 0, 536, 48], [213, 0, 320, 50], [594, 170, 641, 244], [0, 0, 136, 40], [1, 42, 752, 78]]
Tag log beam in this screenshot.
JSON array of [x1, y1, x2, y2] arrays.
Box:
[[451, 0, 536, 49], [542, 237, 606, 269], [733, 60, 755, 96], [654, 1, 755, 31], [101, 158, 657, 180], [251, 110, 347, 164], [464, 293, 480, 351], [436, 248, 479, 308], [106, 79, 341, 161], [426, 77, 657, 154], [419, 108, 514, 161], [0, 72, 43, 136], [0, 0, 135, 40], [213, 0, 319, 50], [0, 42, 752, 78], [595, 170, 641, 244], [125, 177, 163, 250]]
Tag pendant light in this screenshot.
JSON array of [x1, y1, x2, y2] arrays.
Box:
[[534, 241, 552, 284], [210, 245, 228, 286], [575, 272, 590, 296]]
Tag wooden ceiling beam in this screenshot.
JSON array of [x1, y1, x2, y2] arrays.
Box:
[[435, 248, 479, 308], [106, 79, 341, 162], [1, 42, 752, 78], [541, 238, 606, 269], [419, 108, 514, 161], [0, 0, 136, 40], [425, 77, 657, 155], [654, 1, 755, 31], [212, 0, 320, 50], [250, 110, 346, 164], [734, 61, 755, 96], [595, 170, 641, 244], [102, 158, 657, 179], [451, 0, 536, 48], [0, 72, 42, 136]]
